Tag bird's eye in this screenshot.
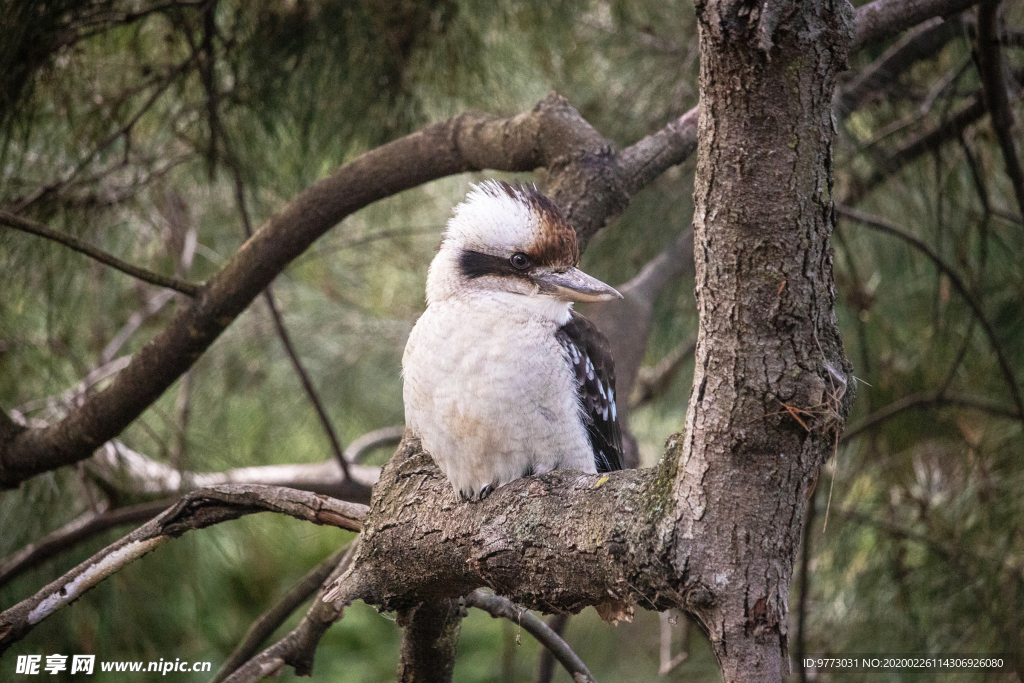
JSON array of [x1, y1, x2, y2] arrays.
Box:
[[509, 252, 531, 270]]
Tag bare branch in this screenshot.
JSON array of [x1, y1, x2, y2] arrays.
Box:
[[534, 614, 570, 683], [212, 548, 349, 683], [835, 204, 1024, 422], [853, 0, 979, 49], [0, 485, 365, 653], [0, 498, 175, 587], [397, 599, 463, 683], [89, 440, 377, 504], [975, 1, 1024, 218], [0, 211, 201, 296], [465, 591, 596, 683]]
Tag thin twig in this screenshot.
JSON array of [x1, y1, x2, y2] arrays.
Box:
[[631, 336, 697, 409], [230, 171, 350, 480], [0, 211, 201, 296], [0, 485, 366, 653], [212, 548, 349, 683], [836, 204, 1024, 423], [465, 591, 596, 683]]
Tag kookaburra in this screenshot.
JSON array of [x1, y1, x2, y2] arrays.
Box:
[[403, 181, 625, 501]]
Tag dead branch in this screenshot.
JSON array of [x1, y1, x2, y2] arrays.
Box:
[[89, 440, 378, 504], [0, 485, 366, 654], [975, 1, 1024, 218], [221, 542, 362, 683], [212, 548, 349, 683], [836, 204, 1024, 422], [0, 211, 201, 296], [0, 498, 175, 587], [465, 590, 596, 683]]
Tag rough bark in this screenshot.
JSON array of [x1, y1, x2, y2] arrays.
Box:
[[679, 0, 854, 677]]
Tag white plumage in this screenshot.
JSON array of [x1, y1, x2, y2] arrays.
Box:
[[403, 181, 624, 501]]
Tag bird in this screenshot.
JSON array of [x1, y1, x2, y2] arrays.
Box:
[[402, 180, 625, 502]]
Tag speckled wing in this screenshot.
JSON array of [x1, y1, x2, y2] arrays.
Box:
[[555, 312, 624, 472]]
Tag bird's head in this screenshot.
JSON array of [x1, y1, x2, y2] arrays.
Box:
[[426, 181, 622, 316]]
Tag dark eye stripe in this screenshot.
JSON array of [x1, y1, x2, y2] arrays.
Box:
[[459, 249, 532, 280]]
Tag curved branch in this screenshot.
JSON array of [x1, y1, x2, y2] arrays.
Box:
[[0, 91, 700, 489], [212, 548, 349, 683], [835, 204, 1024, 423], [465, 591, 596, 683], [344, 425, 405, 464], [0, 484, 367, 653], [0, 498, 176, 587], [0, 211, 201, 296]]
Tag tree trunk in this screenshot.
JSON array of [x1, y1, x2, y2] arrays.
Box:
[[677, 0, 854, 678]]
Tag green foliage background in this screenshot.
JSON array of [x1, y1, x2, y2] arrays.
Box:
[[1, 0, 1022, 681]]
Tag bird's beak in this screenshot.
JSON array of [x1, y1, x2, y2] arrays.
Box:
[[532, 267, 623, 302]]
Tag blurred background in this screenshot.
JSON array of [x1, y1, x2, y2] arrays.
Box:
[[1, 0, 1022, 680]]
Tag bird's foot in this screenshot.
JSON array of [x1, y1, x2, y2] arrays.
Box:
[[477, 484, 494, 501]]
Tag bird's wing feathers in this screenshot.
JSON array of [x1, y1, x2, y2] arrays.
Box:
[[555, 312, 624, 472]]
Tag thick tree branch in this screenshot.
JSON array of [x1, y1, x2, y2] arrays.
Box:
[[975, 1, 1024, 218], [0, 211, 201, 296], [212, 548, 349, 683], [0, 498, 176, 587], [0, 485, 366, 653], [835, 204, 1024, 422], [465, 591, 595, 683]]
